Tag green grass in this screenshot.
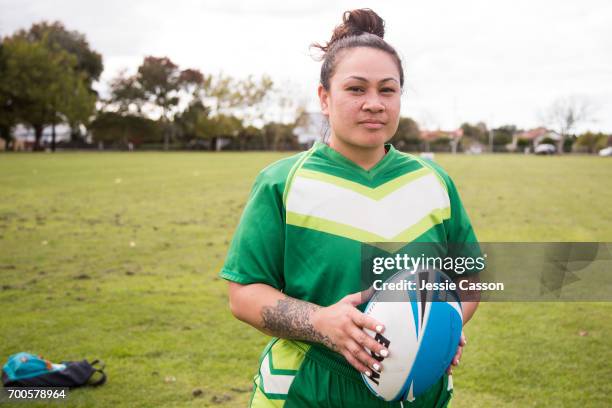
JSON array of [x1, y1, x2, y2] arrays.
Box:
[[0, 152, 610, 407]]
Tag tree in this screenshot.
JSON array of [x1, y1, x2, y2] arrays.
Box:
[[90, 112, 161, 148], [175, 100, 210, 143], [200, 114, 243, 151], [236, 125, 263, 150], [174, 100, 245, 150], [574, 131, 608, 154], [139, 56, 181, 150], [59, 78, 97, 145], [257, 80, 307, 151], [108, 56, 204, 150], [204, 73, 274, 125], [0, 93, 16, 150], [16, 21, 103, 84], [0, 37, 88, 150], [190, 73, 274, 149], [13, 21, 103, 142], [108, 69, 146, 114], [492, 125, 516, 149], [545, 96, 593, 154], [460, 122, 488, 145], [0, 43, 17, 149], [237, 75, 274, 125], [108, 64, 273, 151], [390, 117, 420, 151], [138, 57, 206, 149], [263, 122, 299, 151]]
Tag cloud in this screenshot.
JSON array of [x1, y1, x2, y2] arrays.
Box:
[[1, 0, 610, 131]]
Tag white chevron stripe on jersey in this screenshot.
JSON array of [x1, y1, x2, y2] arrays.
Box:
[[286, 172, 450, 240], [260, 354, 295, 395]]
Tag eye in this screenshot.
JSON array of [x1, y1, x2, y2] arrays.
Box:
[[381, 87, 396, 94], [347, 86, 365, 93]]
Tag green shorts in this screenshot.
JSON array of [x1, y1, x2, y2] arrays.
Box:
[[249, 338, 453, 408]]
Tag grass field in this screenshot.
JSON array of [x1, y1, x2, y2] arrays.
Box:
[[0, 152, 611, 407]]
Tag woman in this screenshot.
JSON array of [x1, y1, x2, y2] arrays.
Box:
[[220, 9, 480, 408]]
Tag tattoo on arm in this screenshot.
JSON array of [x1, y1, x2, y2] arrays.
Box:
[[261, 296, 337, 351]]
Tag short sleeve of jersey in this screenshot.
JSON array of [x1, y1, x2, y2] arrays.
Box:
[[445, 175, 478, 244], [427, 160, 484, 276], [219, 172, 285, 289]]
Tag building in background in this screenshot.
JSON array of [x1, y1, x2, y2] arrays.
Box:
[[512, 127, 561, 153], [419, 128, 464, 153], [293, 112, 326, 148]]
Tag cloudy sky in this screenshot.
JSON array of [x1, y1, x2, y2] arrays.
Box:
[[2, 0, 611, 132]]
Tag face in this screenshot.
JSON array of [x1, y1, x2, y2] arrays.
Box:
[[318, 47, 401, 149]]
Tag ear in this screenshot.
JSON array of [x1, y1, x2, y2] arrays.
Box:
[[318, 84, 329, 115]]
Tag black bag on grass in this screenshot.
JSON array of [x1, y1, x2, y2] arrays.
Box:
[[2, 352, 106, 388]]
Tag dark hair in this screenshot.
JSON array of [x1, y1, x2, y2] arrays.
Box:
[[311, 9, 404, 90]]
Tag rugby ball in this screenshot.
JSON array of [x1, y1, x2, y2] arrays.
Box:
[[361, 269, 462, 401]]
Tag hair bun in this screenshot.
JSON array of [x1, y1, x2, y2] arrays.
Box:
[[342, 9, 385, 38], [311, 9, 386, 55]]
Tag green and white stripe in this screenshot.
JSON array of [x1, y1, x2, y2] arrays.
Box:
[[285, 167, 450, 242], [256, 339, 310, 400]]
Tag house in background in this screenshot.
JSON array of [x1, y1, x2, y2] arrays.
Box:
[[293, 112, 326, 148], [511, 127, 561, 152], [419, 128, 464, 153]]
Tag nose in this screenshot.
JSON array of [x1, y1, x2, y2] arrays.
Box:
[[362, 92, 385, 113]]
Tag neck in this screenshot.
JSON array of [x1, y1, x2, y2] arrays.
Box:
[[328, 136, 387, 171]]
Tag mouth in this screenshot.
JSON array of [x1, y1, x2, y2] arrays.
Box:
[[359, 120, 386, 129]]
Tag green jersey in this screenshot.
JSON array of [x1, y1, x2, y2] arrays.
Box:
[[220, 141, 479, 306]]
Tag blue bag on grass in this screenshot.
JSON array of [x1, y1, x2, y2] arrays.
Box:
[[2, 352, 106, 388]]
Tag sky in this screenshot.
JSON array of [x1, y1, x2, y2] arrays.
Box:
[[1, 0, 611, 132]]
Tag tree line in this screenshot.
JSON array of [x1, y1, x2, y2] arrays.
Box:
[[0, 21, 304, 151], [1, 21, 609, 153]]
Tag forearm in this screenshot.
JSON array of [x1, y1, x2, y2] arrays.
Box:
[[452, 274, 480, 325], [460, 300, 479, 325], [228, 282, 390, 375], [228, 282, 334, 348]]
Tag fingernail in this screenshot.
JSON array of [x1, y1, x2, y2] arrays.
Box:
[[365, 370, 371, 377], [379, 349, 388, 357], [373, 363, 381, 372], [375, 325, 384, 333]]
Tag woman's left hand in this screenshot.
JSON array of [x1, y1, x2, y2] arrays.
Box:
[[446, 330, 466, 375]]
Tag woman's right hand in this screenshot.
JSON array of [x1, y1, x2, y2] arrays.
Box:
[[311, 291, 389, 377]]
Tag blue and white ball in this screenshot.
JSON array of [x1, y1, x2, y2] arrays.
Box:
[[361, 269, 462, 401]]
